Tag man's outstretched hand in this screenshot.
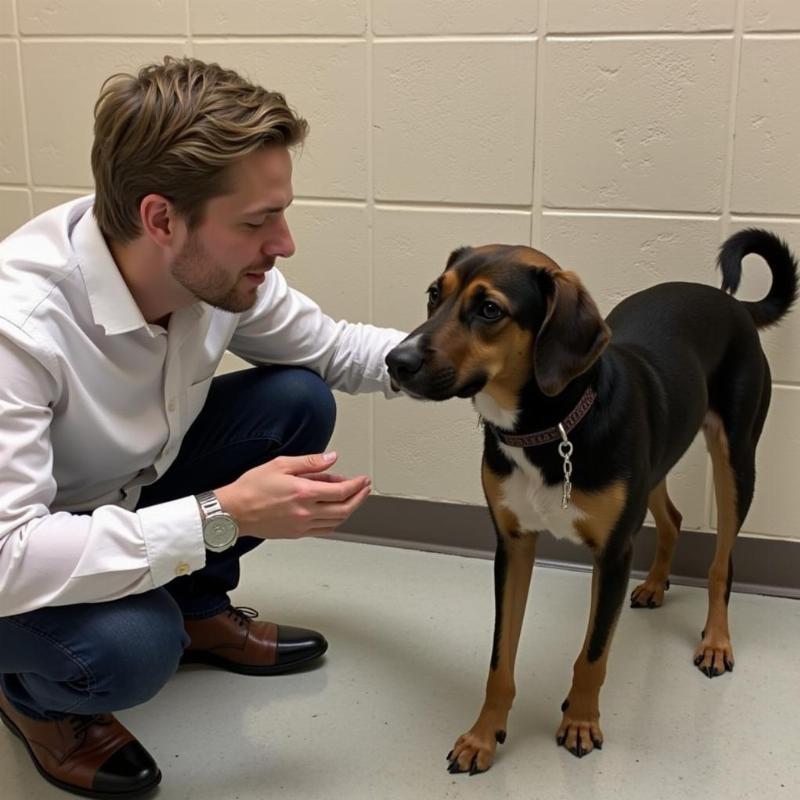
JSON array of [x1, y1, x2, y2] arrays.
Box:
[[215, 452, 371, 539]]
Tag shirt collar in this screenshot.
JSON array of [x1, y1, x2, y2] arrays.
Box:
[[70, 202, 156, 336]]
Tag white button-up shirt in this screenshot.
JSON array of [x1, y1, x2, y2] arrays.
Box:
[[0, 196, 406, 616]]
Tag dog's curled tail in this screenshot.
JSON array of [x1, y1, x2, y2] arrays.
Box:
[[718, 228, 799, 329]]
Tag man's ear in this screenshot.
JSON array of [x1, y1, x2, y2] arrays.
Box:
[[139, 193, 181, 248], [534, 271, 611, 397]]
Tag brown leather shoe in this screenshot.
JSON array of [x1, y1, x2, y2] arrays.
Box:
[[0, 687, 160, 799], [182, 605, 327, 675]]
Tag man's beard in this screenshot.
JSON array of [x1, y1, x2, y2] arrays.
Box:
[[171, 234, 260, 313]]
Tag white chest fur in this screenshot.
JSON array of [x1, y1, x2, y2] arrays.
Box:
[[474, 392, 585, 544]]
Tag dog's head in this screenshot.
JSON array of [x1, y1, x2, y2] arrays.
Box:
[[385, 245, 610, 405]]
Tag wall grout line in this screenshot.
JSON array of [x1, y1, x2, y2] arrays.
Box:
[[547, 32, 734, 41], [705, 0, 746, 531], [529, 0, 548, 247], [12, 192, 800, 221], [11, 0, 32, 217], [366, 1, 377, 485], [185, 0, 193, 56], [19, 35, 198, 43], [12, 32, 800, 43], [721, 0, 745, 237], [543, 207, 723, 220]]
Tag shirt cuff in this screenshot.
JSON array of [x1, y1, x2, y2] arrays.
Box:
[[137, 495, 207, 587]]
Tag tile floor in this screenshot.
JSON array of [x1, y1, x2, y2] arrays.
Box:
[[1, 537, 798, 800]]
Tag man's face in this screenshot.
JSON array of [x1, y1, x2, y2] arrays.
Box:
[[171, 146, 296, 312]]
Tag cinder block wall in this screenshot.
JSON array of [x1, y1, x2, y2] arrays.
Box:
[[1, 1, 797, 540]]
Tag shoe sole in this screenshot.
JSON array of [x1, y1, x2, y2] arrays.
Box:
[[0, 706, 161, 799], [180, 640, 328, 676]]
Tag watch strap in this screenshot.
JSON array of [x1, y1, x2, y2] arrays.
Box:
[[196, 490, 223, 521]]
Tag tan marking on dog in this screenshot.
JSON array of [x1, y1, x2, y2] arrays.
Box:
[[439, 269, 460, 299], [695, 411, 738, 674], [430, 251, 603, 410], [631, 481, 682, 608], [462, 278, 536, 410], [425, 277, 535, 412], [449, 462, 538, 773], [571, 481, 628, 552], [556, 566, 610, 756], [482, 460, 521, 537], [481, 322, 535, 412]]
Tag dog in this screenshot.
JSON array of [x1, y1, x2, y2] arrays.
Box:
[[385, 229, 798, 771]]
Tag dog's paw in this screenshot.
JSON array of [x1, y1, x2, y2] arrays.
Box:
[[446, 728, 505, 775], [630, 577, 670, 608], [693, 631, 734, 678], [555, 712, 603, 759]]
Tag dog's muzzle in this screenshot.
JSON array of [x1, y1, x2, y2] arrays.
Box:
[[386, 337, 486, 400]]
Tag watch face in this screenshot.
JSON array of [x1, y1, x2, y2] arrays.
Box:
[[205, 516, 237, 549]]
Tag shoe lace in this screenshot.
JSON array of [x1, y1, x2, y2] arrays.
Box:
[[225, 605, 259, 628], [67, 714, 106, 737]]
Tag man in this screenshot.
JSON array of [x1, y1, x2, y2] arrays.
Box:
[[0, 56, 406, 797]]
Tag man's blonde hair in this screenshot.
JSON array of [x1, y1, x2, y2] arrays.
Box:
[[91, 56, 308, 243]]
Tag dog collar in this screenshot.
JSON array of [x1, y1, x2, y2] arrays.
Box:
[[485, 386, 597, 448]]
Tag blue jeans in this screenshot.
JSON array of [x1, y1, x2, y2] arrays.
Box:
[[0, 366, 336, 720]]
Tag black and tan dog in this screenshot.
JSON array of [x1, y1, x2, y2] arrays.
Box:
[[385, 229, 797, 770]]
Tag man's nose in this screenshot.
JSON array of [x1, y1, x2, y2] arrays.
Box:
[[263, 215, 295, 259]]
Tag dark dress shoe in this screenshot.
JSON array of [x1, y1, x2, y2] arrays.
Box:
[[182, 605, 327, 675], [0, 687, 160, 798]]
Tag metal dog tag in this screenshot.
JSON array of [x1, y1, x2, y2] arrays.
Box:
[[557, 423, 574, 509]]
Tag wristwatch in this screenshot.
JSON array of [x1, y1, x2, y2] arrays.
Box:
[[195, 490, 239, 553]]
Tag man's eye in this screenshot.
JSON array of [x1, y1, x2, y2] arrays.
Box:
[[480, 300, 504, 320], [244, 221, 263, 229]]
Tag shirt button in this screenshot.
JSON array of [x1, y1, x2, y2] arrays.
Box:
[[175, 562, 190, 576], [167, 399, 176, 412]]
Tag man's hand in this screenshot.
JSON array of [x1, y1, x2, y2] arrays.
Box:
[[214, 452, 371, 539]]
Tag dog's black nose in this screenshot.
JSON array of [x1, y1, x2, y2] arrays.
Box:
[[386, 341, 425, 380]]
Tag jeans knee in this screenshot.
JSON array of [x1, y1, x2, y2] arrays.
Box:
[[86, 591, 187, 711], [262, 367, 336, 453]]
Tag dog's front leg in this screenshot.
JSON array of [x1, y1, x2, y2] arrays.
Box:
[[557, 543, 633, 757], [447, 464, 537, 775]]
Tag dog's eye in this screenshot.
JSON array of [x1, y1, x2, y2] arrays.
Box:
[[427, 286, 440, 306], [480, 300, 504, 321]]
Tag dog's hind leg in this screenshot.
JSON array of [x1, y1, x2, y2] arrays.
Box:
[[447, 463, 537, 775], [695, 400, 764, 677], [630, 480, 682, 608]]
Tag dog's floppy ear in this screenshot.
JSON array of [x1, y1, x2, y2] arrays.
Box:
[[446, 246, 472, 269], [534, 271, 610, 397]]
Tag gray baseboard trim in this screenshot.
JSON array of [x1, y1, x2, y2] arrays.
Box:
[[336, 495, 800, 600]]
